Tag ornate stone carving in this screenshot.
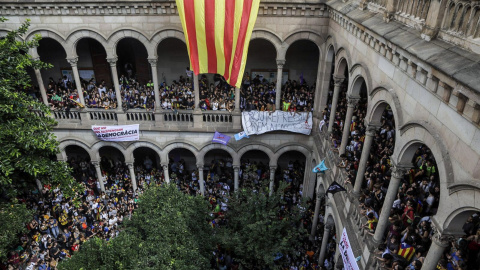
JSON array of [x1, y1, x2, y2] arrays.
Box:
[[431, 224, 453, 248], [346, 97, 360, 108], [333, 76, 345, 86], [365, 125, 380, 136], [91, 161, 100, 168], [0, 2, 328, 18], [391, 166, 407, 179], [147, 58, 158, 67], [276, 60, 285, 69], [106, 57, 118, 67], [66, 57, 78, 66]]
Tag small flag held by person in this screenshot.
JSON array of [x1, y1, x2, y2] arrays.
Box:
[[234, 131, 250, 141], [326, 181, 347, 195], [312, 160, 328, 173], [212, 131, 231, 145]]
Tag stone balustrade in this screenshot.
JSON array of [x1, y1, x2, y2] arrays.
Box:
[[330, 8, 480, 127], [51, 109, 242, 132]]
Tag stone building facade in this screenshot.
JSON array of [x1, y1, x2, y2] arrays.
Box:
[[1, 0, 480, 269]]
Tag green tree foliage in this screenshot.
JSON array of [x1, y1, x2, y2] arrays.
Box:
[[0, 17, 81, 259], [216, 182, 307, 269], [59, 184, 215, 270]]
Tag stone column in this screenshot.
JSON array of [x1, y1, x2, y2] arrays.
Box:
[[373, 166, 407, 243], [198, 166, 205, 196], [106, 57, 123, 110], [92, 161, 105, 192], [234, 87, 241, 112], [33, 64, 49, 106], [318, 224, 333, 265], [162, 164, 170, 184], [233, 87, 242, 129], [233, 166, 240, 192], [193, 73, 203, 128], [193, 73, 200, 111], [269, 166, 276, 196], [66, 57, 85, 105], [126, 162, 137, 193], [327, 76, 345, 133], [383, 0, 397, 22], [339, 97, 359, 155], [310, 173, 326, 239], [148, 58, 161, 111], [275, 59, 285, 110], [353, 125, 378, 196], [421, 231, 451, 270], [421, 0, 449, 41]]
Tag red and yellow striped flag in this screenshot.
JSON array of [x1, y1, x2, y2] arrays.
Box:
[[176, 0, 260, 88]]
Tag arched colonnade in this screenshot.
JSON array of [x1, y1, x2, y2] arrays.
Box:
[[311, 34, 480, 270], [18, 27, 326, 113], [58, 138, 312, 197]]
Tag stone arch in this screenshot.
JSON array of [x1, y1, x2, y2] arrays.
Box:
[[124, 141, 163, 164], [91, 141, 128, 161], [250, 29, 282, 59], [467, 6, 480, 36], [272, 144, 311, 166], [58, 139, 94, 160], [235, 143, 275, 167], [348, 63, 372, 97], [444, 1, 457, 29], [0, 29, 10, 38], [151, 28, 186, 58], [65, 29, 109, 58], [26, 29, 67, 52], [282, 29, 325, 60], [107, 28, 152, 58], [334, 47, 350, 77], [161, 142, 199, 165], [443, 206, 480, 234], [197, 144, 238, 166], [367, 86, 404, 128], [459, 4, 472, 33], [394, 121, 456, 233]]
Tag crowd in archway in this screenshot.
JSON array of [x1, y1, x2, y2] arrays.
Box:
[[4, 148, 335, 270], [321, 77, 480, 269], [39, 69, 318, 115]]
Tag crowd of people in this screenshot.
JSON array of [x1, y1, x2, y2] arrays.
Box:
[[3, 155, 169, 270], [4, 148, 338, 270], [320, 79, 480, 270], [37, 69, 317, 115]]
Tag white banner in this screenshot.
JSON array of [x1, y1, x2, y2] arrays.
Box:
[[242, 111, 312, 135], [92, 124, 139, 141], [339, 228, 359, 270]]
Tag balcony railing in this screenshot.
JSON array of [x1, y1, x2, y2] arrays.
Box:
[[50, 108, 241, 132], [202, 111, 233, 123]]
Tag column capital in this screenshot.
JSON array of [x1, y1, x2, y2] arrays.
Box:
[[269, 166, 277, 171], [346, 96, 360, 108], [196, 164, 204, 171], [233, 166, 240, 171], [324, 224, 333, 231], [66, 57, 79, 66], [91, 161, 100, 168], [161, 163, 169, 169], [126, 162, 134, 169], [431, 226, 453, 248], [147, 57, 158, 67], [276, 59, 286, 68], [333, 75, 345, 86], [106, 57, 118, 67], [365, 124, 380, 136], [391, 165, 408, 179]]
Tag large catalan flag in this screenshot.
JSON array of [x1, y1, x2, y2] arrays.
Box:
[[176, 0, 260, 88]]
